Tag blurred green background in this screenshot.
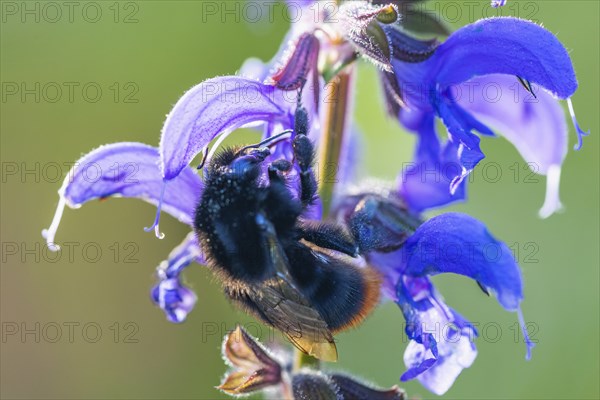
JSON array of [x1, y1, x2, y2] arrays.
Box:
[[1, 1, 598, 399]]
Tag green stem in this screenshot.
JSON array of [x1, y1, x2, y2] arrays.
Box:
[[316, 68, 354, 217]]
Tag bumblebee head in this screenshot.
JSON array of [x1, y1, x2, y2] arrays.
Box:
[[206, 146, 270, 181], [203, 129, 292, 181]]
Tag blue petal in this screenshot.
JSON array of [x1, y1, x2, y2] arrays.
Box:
[[398, 213, 535, 363], [401, 213, 523, 310], [424, 17, 577, 98], [394, 17, 578, 110], [269, 32, 320, 92], [158, 232, 205, 279], [399, 110, 467, 211], [455, 74, 569, 217], [151, 279, 197, 324], [436, 100, 490, 191], [152, 233, 203, 323], [393, 18, 580, 192], [399, 110, 440, 166], [401, 356, 437, 381], [160, 76, 289, 181], [397, 276, 477, 345], [403, 331, 477, 395], [42, 143, 203, 250], [396, 276, 478, 395]]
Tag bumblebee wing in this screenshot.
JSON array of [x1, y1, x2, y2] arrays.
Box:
[[249, 281, 338, 362], [253, 214, 337, 361]]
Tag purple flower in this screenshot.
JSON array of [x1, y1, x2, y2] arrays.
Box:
[[41, 74, 322, 322], [41, 3, 587, 396], [391, 17, 589, 216], [250, 5, 589, 217], [336, 192, 535, 395], [158, 72, 333, 175], [151, 233, 203, 323], [42, 142, 204, 322]]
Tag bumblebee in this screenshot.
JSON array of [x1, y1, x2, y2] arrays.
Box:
[[194, 107, 389, 361]]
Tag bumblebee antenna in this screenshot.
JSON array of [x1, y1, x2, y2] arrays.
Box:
[[237, 129, 293, 154], [200, 129, 294, 171], [203, 131, 235, 170]]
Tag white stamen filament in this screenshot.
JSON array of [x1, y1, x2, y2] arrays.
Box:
[[449, 144, 468, 195], [450, 165, 470, 195], [154, 225, 165, 240], [567, 98, 589, 151], [144, 182, 167, 239], [518, 308, 535, 360], [41, 196, 67, 252], [538, 164, 564, 219]]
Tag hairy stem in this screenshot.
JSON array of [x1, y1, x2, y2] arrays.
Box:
[[317, 68, 355, 217]]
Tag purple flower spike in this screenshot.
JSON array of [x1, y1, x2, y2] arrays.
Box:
[[40, 3, 586, 395], [42, 142, 203, 250]]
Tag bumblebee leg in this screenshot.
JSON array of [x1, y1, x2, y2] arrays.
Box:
[[293, 107, 318, 207], [265, 159, 304, 228], [268, 159, 292, 183], [298, 221, 358, 257], [349, 194, 422, 253]]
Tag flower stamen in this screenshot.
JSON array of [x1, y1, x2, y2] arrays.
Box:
[[567, 98, 590, 151], [144, 182, 166, 239], [518, 308, 535, 360], [41, 196, 68, 252]]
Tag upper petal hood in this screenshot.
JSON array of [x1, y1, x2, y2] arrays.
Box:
[[393, 17, 578, 109], [159, 76, 290, 181], [423, 17, 577, 98], [401, 212, 523, 310], [43, 142, 203, 249], [393, 17, 581, 215]]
